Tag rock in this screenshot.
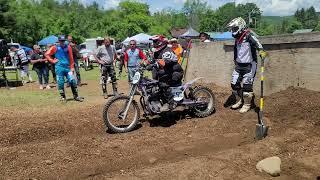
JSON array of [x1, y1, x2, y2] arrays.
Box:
[[44, 160, 54, 165], [148, 157, 157, 164], [256, 156, 281, 177]]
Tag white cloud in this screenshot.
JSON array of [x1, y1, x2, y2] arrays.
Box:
[[174, 0, 187, 3], [235, 0, 320, 16], [102, 0, 121, 9]]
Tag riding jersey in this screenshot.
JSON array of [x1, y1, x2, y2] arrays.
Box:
[[234, 30, 263, 64], [45, 44, 74, 70]]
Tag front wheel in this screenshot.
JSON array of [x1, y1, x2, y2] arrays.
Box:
[[103, 95, 140, 133], [190, 86, 215, 118]]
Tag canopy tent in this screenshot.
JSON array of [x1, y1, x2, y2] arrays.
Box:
[[213, 32, 234, 41], [21, 46, 32, 53], [38, 35, 58, 46], [122, 33, 152, 45], [179, 27, 200, 38]]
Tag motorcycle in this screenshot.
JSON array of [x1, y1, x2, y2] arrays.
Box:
[[103, 65, 216, 133]]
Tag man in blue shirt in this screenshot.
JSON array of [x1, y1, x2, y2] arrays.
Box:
[[45, 35, 83, 102]]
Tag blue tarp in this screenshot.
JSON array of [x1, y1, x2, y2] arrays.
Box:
[[213, 32, 234, 41], [38, 35, 58, 46], [21, 46, 32, 53]]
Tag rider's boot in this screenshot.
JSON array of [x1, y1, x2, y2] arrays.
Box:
[[239, 92, 253, 113], [231, 90, 243, 109], [231, 99, 243, 109]]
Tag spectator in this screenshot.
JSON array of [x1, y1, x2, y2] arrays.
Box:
[[47, 43, 56, 84], [45, 35, 84, 102], [169, 38, 183, 65], [93, 37, 119, 96], [10, 46, 33, 84], [116, 50, 125, 79], [124, 40, 147, 84], [199, 32, 211, 42], [30, 45, 50, 89], [67, 35, 81, 86]]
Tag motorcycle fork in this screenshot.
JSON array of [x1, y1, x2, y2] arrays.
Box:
[[121, 85, 137, 119]]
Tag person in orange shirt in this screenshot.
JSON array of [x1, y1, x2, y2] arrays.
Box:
[[169, 38, 183, 65]]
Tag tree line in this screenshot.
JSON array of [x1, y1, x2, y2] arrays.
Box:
[[0, 0, 319, 46]]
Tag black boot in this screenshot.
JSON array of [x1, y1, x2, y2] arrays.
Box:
[[71, 84, 84, 102], [59, 89, 67, 102], [112, 82, 119, 96]]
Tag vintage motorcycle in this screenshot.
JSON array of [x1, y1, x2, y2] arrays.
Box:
[[103, 65, 215, 133]]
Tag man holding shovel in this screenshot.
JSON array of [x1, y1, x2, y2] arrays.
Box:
[[226, 17, 267, 113]]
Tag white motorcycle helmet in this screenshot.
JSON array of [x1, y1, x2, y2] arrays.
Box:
[[227, 17, 247, 38]]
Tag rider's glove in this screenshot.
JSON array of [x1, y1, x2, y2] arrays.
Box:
[[259, 50, 267, 59]]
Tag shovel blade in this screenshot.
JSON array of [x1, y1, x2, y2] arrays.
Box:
[[256, 124, 268, 140]]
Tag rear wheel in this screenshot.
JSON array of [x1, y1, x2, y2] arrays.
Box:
[[103, 95, 140, 133], [191, 86, 215, 117]]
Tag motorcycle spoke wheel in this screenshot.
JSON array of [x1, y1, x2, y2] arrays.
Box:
[[192, 86, 215, 117], [103, 95, 140, 133]]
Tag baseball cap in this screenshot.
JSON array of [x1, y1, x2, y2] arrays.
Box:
[[58, 35, 66, 41]]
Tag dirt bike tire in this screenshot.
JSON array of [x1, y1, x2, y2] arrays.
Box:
[[103, 95, 140, 133], [191, 86, 216, 118]]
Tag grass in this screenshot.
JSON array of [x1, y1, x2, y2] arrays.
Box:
[[0, 63, 153, 108]]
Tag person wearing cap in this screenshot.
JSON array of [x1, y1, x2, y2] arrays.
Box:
[[199, 32, 211, 42], [45, 35, 84, 102], [169, 38, 183, 65], [30, 45, 50, 89]]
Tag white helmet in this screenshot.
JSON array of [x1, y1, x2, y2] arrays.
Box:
[[227, 17, 247, 37]]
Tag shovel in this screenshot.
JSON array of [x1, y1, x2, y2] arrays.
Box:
[[256, 57, 269, 140]]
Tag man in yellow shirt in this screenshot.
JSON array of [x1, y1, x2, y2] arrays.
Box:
[[169, 38, 183, 65]]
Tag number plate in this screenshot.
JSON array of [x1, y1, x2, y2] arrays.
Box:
[[132, 72, 141, 84]]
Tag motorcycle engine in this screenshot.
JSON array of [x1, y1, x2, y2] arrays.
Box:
[[145, 86, 161, 114]]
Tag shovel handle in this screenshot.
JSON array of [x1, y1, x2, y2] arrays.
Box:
[[259, 57, 265, 125]]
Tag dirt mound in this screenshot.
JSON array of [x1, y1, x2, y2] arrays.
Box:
[[266, 87, 320, 125]]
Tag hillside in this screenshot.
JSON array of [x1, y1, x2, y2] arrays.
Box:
[[261, 15, 294, 25]]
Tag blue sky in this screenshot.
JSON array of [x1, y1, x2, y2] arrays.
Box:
[[78, 0, 320, 16]]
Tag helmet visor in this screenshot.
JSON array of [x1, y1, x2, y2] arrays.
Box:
[[230, 26, 239, 33]]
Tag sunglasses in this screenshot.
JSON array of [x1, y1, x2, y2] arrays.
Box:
[[130, 44, 136, 46]]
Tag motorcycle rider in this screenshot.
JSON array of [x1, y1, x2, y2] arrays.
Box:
[[147, 35, 184, 111], [226, 17, 267, 113], [45, 35, 84, 102]]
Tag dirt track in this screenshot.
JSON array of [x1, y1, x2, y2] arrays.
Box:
[[0, 81, 319, 179]]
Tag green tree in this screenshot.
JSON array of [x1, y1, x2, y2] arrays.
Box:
[[183, 0, 209, 30], [304, 6, 318, 29], [0, 0, 15, 39], [294, 8, 305, 24], [315, 21, 320, 31]]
